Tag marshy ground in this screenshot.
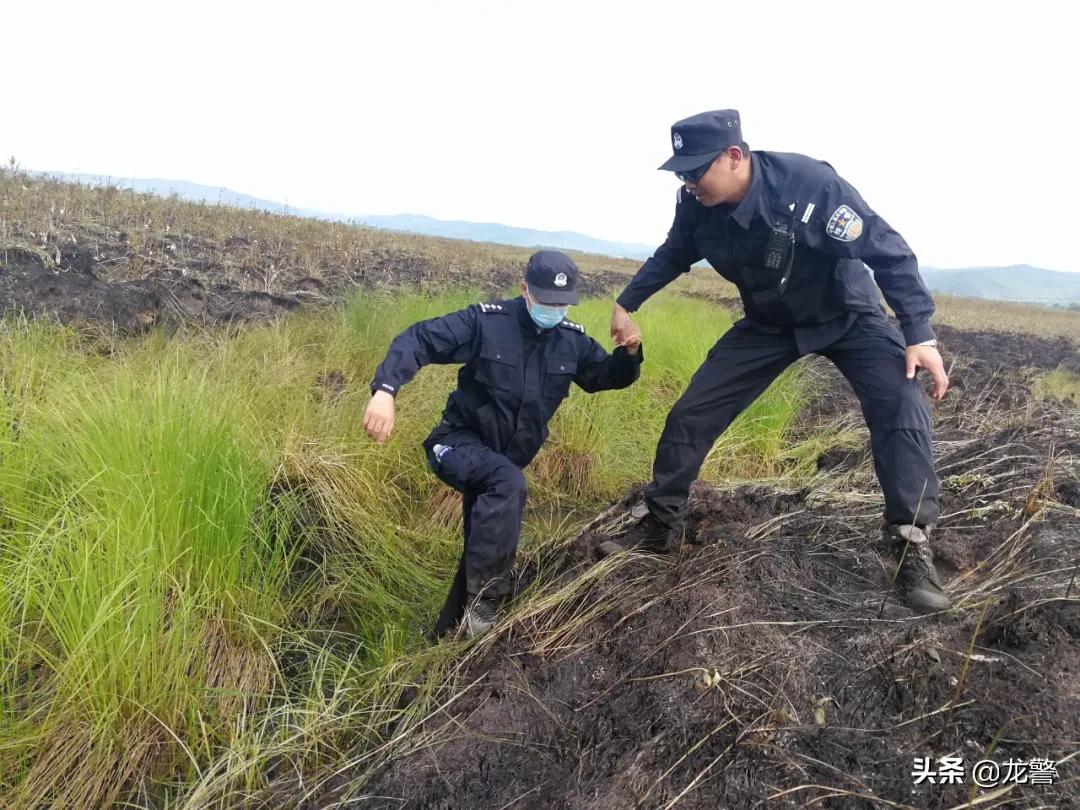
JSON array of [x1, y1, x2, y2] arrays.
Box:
[[339, 330, 1080, 810], [1, 171, 1077, 808]]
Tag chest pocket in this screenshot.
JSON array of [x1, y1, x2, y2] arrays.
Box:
[[730, 230, 769, 267], [542, 357, 577, 400], [696, 218, 769, 287], [474, 344, 520, 392]]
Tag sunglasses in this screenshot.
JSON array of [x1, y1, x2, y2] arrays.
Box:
[[675, 159, 714, 184]]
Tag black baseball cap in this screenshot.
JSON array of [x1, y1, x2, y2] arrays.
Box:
[[525, 250, 580, 305], [658, 109, 743, 173]]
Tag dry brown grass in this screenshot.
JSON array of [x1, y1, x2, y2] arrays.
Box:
[[933, 293, 1080, 343], [689, 285, 1080, 345], [7, 167, 1074, 345], [322, 381, 1080, 809], [0, 168, 644, 296]]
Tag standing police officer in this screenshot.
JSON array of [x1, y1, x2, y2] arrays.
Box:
[[364, 250, 643, 637], [607, 109, 951, 613]]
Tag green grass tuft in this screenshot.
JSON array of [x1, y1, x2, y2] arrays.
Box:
[[1032, 368, 1080, 403], [0, 290, 815, 805]]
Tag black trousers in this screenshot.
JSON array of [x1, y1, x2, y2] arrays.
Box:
[[424, 433, 527, 598], [645, 312, 938, 529]]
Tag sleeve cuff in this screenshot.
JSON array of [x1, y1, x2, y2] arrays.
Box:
[[370, 380, 399, 397], [614, 344, 644, 364], [901, 321, 936, 346], [615, 290, 641, 313]]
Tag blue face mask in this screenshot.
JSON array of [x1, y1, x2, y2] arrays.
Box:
[[527, 300, 568, 330]]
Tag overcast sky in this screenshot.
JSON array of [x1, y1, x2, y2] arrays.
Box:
[[3, 1, 1076, 271]]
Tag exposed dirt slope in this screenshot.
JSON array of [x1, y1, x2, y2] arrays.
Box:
[[325, 330, 1080, 810]]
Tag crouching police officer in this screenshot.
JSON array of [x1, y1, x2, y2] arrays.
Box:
[[607, 109, 951, 614], [364, 251, 643, 638]]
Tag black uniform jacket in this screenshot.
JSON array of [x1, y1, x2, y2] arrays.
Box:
[[616, 151, 936, 354], [371, 296, 642, 467]]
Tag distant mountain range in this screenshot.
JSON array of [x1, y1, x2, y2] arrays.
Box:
[[919, 265, 1080, 306], [33, 172, 1080, 304]]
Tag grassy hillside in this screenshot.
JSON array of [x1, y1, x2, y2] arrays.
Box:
[[2, 168, 646, 296], [32, 173, 658, 260], [1, 168, 1077, 807], [0, 289, 817, 807]]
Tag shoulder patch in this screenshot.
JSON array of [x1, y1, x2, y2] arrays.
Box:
[[825, 205, 863, 242], [478, 301, 508, 313], [558, 319, 585, 333]]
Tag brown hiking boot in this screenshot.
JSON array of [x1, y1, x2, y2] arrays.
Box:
[[880, 523, 951, 613], [597, 512, 671, 558]]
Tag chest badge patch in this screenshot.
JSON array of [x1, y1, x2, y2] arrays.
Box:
[[826, 205, 863, 242]]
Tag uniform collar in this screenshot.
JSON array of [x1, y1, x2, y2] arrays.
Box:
[[729, 153, 766, 230], [514, 295, 548, 336]]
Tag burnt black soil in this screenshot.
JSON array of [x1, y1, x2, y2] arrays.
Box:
[[0, 245, 305, 331], [5, 188, 1078, 806], [934, 324, 1080, 375], [0, 238, 630, 333], [800, 322, 1080, 430], [314, 333, 1080, 809]]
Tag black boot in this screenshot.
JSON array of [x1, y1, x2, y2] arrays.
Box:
[[597, 511, 671, 558], [880, 523, 951, 613]]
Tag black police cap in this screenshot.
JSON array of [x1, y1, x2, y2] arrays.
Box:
[[658, 109, 743, 173], [525, 250, 580, 306]]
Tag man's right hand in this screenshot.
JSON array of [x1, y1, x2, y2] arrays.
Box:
[[363, 390, 396, 444], [611, 302, 637, 348]]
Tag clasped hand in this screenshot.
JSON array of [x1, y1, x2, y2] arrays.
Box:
[[611, 303, 641, 354]]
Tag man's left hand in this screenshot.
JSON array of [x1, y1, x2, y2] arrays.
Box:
[[906, 345, 949, 402], [619, 324, 642, 356]]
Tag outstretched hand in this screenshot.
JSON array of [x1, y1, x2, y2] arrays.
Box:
[[906, 345, 949, 402], [611, 303, 639, 354], [363, 390, 396, 444]]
